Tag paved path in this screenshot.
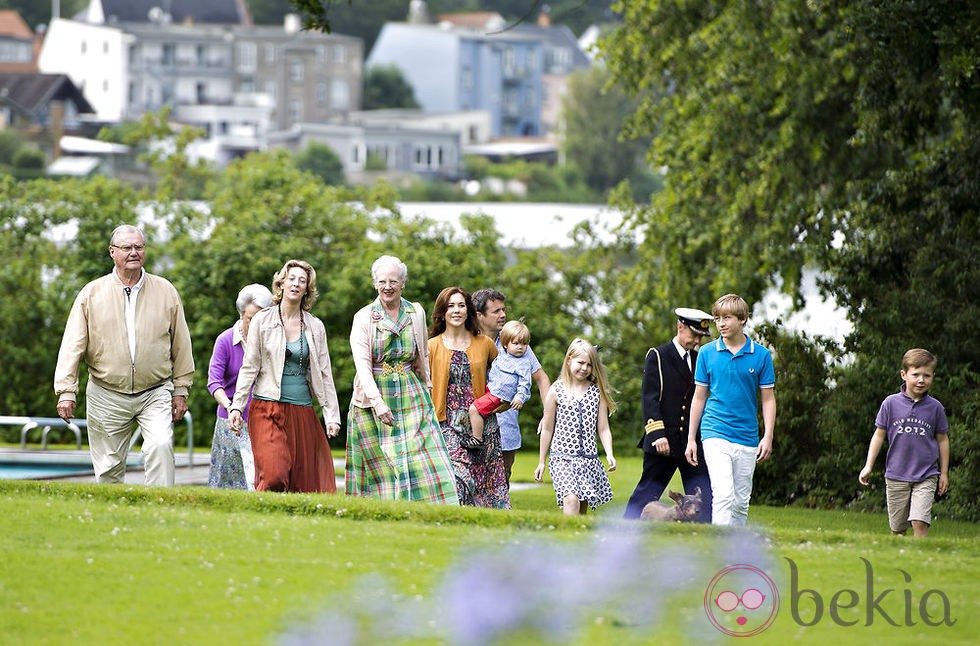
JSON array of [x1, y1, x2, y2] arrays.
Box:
[[44, 456, 540, 491]]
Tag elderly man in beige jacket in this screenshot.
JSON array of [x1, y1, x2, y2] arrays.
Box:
[[54, 224, 194, 486]]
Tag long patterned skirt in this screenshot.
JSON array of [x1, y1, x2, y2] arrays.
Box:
[[441, 349, 511, 509], [346, 372, 459, 504]]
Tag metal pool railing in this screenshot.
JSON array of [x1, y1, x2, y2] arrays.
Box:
[[0, 414, 196, 467]]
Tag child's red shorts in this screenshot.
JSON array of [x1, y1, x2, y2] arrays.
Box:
[[472, 390, 503, 416]]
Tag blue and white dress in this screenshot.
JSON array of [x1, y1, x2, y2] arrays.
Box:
[[547, 381, 613, 509]]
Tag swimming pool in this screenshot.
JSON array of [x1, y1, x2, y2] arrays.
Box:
[[0, 449, 140, 480]]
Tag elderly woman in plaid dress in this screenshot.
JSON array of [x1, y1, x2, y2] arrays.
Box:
[[345, 256, 459, 503]]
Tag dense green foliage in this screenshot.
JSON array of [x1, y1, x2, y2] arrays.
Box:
[[294, 141, 345, 185], [601, 0, 980, 519], [561, 66, 662, 201]]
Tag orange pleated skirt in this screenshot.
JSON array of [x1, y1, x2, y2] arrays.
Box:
[[247, 399, 336, 493]]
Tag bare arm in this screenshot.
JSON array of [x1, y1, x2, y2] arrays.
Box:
[[757, 387, 776, 462], [596, 398, 616, 472], [937, 433, 950, 495], [533, 387, 557, 482], [858, 428, 887, 485], [685, 385, 709, 465], [532, 368, 551, 433]]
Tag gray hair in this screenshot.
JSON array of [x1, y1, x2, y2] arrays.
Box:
[[110, 224, 145, 245], [371, 255, 408, 284], [235, 283, 273, 314]]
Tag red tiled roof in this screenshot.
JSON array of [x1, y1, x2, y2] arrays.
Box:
[[0, 10, 33, 39], [436, 12, 505, 29]]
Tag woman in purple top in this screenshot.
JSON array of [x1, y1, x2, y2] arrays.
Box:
[[207, 283, 273, 489]]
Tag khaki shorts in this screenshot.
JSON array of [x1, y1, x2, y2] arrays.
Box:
[[885, 476, 938, 533]]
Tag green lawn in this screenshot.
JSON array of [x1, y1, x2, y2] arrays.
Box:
[[1, 454, 976, 645]]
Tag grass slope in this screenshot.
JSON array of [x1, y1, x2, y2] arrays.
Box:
[[1, 455, 976, 645]]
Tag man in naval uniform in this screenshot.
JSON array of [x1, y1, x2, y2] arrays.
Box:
[[624, 308, 713, 521]]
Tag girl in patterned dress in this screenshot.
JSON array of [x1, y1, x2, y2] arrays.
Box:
[[534, 339, 617, 514]]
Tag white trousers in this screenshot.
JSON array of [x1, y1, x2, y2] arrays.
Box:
[[86, 379, 175, 486], [702, 437, 757, 526]]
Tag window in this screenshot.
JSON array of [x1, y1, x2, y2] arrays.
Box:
[[196, 82, 207, 104], [238, 42, 256, 72], [265, 80, 277, 100], [316, 82, 327, 103], [197, 45, 206, 65], [240, 77, 255, 93], [162, 43, 175, 66], [502, 47, 516, 75], [264, 44, 275, 64], [316, 46, 326, 64], [289, 60, 303, 81], [333, 45, 346, 64], [330, 80, 349, 110], [289, 99, 301, 122]]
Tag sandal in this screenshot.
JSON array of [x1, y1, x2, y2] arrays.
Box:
[[460, 434, 484, 450]]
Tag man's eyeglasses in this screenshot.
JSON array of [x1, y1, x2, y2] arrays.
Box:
[[111, 244, 146, 253]]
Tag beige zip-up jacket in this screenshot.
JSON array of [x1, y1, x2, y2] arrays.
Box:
[[54, 271, 194, 401], [230, 306, 341, 426]]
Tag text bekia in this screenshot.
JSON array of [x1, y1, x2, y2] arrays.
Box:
[[786, 557, 955, 627]]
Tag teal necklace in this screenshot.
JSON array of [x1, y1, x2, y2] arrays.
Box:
[[278, 304, 306, 376]]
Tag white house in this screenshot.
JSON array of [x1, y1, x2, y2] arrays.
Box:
[[37, 18, 128, 122]]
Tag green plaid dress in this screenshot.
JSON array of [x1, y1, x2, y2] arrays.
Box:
[[346, 301, 459, 504]]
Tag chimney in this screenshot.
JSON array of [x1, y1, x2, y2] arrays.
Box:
[[538, 4, 551, 28], [50, 100, 65, 159]]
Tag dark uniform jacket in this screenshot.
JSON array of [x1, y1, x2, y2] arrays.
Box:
[[637, 341, 697, 458]]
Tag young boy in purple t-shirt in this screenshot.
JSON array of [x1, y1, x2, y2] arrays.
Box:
[[859, 348, 950, 537]]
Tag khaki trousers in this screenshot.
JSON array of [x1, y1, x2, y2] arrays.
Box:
[[86, 379, 175, 486]]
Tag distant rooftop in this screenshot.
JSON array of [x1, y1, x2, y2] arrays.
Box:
[[0, 10, 33, 39], [83, 0, 252, 26]]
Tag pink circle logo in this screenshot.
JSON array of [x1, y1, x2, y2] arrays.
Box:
[[704, 564, 779, 637]]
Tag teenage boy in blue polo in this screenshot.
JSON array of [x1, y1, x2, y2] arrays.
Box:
[[685, 294, 776, 526]]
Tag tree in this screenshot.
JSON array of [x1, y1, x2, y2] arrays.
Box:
[[362, 65, 420, 110], [601, 0, 980, 517], [561, 66, 654, 197], [295, 141, 345, 185]]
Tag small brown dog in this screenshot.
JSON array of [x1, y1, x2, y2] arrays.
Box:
[[639, 487, 703, 522]]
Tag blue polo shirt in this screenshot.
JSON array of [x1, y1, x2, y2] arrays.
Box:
[[694, 335, 775, 447]]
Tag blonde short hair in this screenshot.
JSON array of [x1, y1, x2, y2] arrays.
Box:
[[500, 320, 530, 346], [712, 293, 749, 322]]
